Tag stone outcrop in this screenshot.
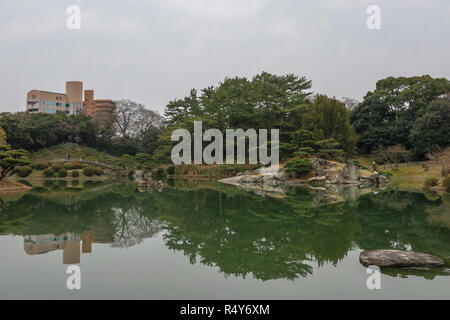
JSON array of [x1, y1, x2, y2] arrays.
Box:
[[360, 250, 445, 268], [311, 159, 390, 187]]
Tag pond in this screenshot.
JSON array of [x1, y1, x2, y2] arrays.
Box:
[[0, 179, 449, 299]]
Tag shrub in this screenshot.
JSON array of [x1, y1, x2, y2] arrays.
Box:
[[284, 158, 314, 177], [424, 177, 439, 188], [71, 170, 80, 178], [167, 165, 176, 175], [43, 168, 54, 178], [83, 167, 95, 177], [58, 169, 68, 178], [443, 177, 450, 193], [51, 163, 63, 173], [94, 168, 103, 176], [152, 168, 165, 179], [64, 161, 83, 170], [16, 166, 33, 178], [33, 161, 50, 170]]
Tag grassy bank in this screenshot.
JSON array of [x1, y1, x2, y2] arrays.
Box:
[[172, 164, 260, 179], [30, 144, 118, 165], [384, 164, 444, 190]]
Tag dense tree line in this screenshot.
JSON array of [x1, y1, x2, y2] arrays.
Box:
[[0, 101, 163, 157], [1, 73, 448, 165], [153, 72, 358, 163], [351, 75, 450, 158]]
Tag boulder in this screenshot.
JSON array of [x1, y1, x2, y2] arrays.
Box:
[[378, 175, 390, 186], [342, 162, 360, 181], [308, 176, 327, 186], [360, 250, 445, 268]]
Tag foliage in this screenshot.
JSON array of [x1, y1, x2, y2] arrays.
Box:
[[63, 161, 83, 170], [351, 75, 450, 155], [15, 166, 33, 178], [424, 177, 438, 188], [167, 165, 176, 175], [83, 167, 95, 177], [58, 169, 68, 178], [426, 147, 450, 177], [284, 159, 314, 177], [94, 168, 103, 176], [410, 100, 450, 157], [51, 163, 63, 173], [33, 161, 50, 170], [0, 144, 31, 181], [43, 168, 54, 177], [113, 100, 163, 155], [443, 177, 450, 193], [135, 153, 152, 169], [116, 154, 137, 169], [71, 170, 80, 178], [303, 95, 357, 156], [153, 168, 165, 178], [373, 145, 411, 170]]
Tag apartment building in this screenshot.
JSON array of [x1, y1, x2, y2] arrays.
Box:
[[83, 90, 116, 124], [26, 81, 116, 124], [26, 81, 84, 115]]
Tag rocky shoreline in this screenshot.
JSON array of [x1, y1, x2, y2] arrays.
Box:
[[220, 158, 390, 191]]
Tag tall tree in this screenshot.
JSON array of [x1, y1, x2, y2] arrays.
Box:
[[0, 129, 31, 181], [351, 75, 450, 154], [303, 95, 358, 156]]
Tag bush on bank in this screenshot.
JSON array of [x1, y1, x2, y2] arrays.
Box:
[[83, 167, 95, 177]]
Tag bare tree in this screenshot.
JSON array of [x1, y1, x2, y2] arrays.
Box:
[[113, 100, 140, 138], [341, 97, 361, 111], [373, 145, 410, 170], [427, 146, 450, 177], [113, 100, 163, 139]]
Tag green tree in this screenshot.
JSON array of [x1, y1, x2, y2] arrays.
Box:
[[409, 99, 450, 158], [0, 145, 31, 181], [304, 95, 357, 156], [351, 75, 450, 154]]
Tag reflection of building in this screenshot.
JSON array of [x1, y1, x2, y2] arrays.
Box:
[[26, 81, 84, 115], [439, 92, 450, 100], [24, 233, 81, 264], [23, 231, 109, 265]]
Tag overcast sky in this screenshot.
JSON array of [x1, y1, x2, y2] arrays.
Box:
[[1, 0, 449, 114]]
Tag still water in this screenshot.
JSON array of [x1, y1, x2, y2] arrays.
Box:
[[1, 179, 449, 299]]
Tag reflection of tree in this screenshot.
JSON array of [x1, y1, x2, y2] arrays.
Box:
[[2, 180, 449, 281], [152, 186, 359, 281], [112, 207, 162, 248], [355, 189, 450, 265], [0, 198, 33, 235]]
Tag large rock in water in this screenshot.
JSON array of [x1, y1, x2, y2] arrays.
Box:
[[360, 250, 445, 268]]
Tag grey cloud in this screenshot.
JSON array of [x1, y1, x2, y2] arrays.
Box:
[[0, 0, 449, 113]]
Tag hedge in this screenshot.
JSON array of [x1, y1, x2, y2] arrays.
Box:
[[51, 163, 64, 173], [83, 167, 95, 177], [43, 168, 54, 178], [16, 166, 33, 178]]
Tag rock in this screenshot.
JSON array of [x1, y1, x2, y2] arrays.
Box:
[[308, 176, 327, 186], [378, 175, 390, 186], [370, 172, 380, 180], [360, 250, 445, 268], [342, 162, 360, 181]]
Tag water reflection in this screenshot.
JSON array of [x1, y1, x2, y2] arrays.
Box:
[[0, 180, 449, 280]]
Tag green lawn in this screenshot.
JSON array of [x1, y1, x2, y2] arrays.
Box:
[[384, 164, 444, 190]]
